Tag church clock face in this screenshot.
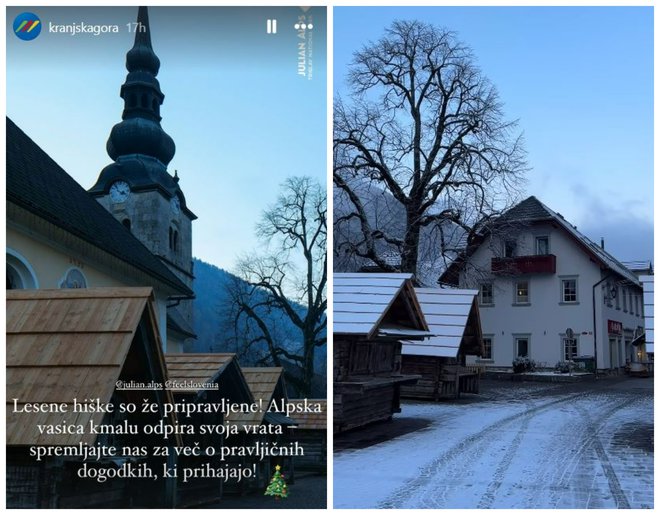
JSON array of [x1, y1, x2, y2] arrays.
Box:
[[109, 180, 131, 203]]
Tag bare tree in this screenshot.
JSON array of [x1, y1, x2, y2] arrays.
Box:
[[334, 20, 527, 283], [228, 176, 327, 396]]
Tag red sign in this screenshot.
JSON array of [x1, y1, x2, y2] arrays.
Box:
[[608, 320, 623, 335]]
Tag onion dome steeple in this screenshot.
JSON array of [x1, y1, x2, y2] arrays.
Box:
[[126, 6, 160, 76], [106, 6, 174, 165], [89, 6, 188, 211]]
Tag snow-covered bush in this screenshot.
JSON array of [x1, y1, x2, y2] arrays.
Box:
[[555, 361, 575, 374], [512, 357, 536, 373]]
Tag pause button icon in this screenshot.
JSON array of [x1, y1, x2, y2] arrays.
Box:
[[267, 19, 277, 34]]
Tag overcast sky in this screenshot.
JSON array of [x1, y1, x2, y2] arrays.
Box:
[[7, 6, 327, 271], [335, 6, 653, 265]]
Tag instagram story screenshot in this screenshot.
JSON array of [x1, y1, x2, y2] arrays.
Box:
[[6, 6, 327, 509]]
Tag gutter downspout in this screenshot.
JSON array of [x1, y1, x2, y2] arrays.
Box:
[[592, 273, 614, 379]]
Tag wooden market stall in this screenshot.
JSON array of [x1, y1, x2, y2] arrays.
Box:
[[224, 367, 296, 494], [333, 273, 430, 433], [164, 353, 254, 507], [287, 399, 326, 472], [6, 288, 180, 509], [401, 288, 484, 400]]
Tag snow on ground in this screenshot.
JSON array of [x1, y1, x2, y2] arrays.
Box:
[[334, 378, 653, 509]]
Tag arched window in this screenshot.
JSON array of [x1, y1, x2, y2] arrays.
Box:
[[129, 93, 137, 108], [6, 249, 38, 289], [152, 98, 158, 111], [59, 268, 87, 289], [141, 93, 148, 108], [122, 218, 131, 231], [169, 224, 179, 253]]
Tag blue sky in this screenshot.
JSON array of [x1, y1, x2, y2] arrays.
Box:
[[7, 6, 327, 270], [335, 6, 653, 264]]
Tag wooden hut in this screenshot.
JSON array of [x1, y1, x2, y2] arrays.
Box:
[[164, 353, 254, 507], [224, 367, 296, 494], [7, 288, 180, 509], [287, 399, 326, 472], [401, 288, 484, 400], [333, 273, 430, 433]]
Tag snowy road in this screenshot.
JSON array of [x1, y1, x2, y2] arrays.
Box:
[[334, 377, 653, 509]]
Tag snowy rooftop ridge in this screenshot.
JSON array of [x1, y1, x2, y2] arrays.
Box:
[[531, 197, 641, 286], [334, 273, 429, 338], [402, 287, 480, 358]]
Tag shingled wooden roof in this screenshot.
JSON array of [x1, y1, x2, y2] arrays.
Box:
[[6, 287, 172, 446], [164, 353, 235, 393], [227, 367, 286, 426], [288, 399, 326, 430]]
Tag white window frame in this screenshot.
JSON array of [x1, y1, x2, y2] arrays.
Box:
[[560, 276, 578, 304], [514, 280, 530, 305], [514, 334, 531, 358], [535, 236, 549, 256], [479, 283, 494, 306], [480, 335, 494, 361]]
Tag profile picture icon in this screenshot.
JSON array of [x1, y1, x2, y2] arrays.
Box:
[[13, 12, 42, 41]]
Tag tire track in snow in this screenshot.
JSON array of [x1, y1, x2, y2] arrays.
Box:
[[518, 393, 630, 508], [378, 391, 589, 509], [475, 405, 532, 508], [573, 396, 632, 509]]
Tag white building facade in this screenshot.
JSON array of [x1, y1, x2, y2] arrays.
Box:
[[442, 196, 644, 372]]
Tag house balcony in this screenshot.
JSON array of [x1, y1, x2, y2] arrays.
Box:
[[491, 254, 557, 275]]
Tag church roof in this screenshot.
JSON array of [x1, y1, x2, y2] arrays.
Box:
[[6, 117, 193, 296]]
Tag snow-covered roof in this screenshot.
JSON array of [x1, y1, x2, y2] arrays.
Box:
[[540, 203, 641, 286], [641, 274, 654, 353], [334, 273, 429, 339], [402, 287, 481, 358], [441, 196, 642, 287]]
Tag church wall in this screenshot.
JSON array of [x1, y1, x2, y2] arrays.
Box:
[[7, 226, 171, 348], [8, 226, 126, 289]]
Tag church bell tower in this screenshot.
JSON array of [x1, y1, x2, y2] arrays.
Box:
[[89, 6, 196, 346]]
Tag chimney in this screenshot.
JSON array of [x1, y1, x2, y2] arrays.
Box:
[[600, 237, 605, 249]]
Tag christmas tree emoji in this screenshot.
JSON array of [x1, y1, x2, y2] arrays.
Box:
[[264, 464, 288, 499]]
